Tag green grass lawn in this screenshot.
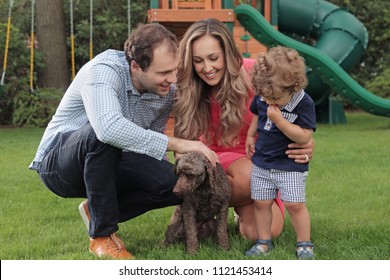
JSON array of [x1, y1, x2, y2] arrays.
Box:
[[0, 112, 389, 260]]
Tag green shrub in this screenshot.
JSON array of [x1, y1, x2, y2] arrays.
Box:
[[0, 23, 44, 124], [12, 88, 63, 127], [365, 68, 390, 99]]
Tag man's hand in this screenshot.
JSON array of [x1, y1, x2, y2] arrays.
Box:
[[167, 137, 219, 167]]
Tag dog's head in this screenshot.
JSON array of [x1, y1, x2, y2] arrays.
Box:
[[173, 152, 209, 197]]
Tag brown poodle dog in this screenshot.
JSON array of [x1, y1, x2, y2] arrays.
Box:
[[163, 152, 231, 254]]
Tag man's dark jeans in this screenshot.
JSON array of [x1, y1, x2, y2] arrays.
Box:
[[38, 124, 181, 238]]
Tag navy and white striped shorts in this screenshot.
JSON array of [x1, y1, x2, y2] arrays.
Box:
[[250, 165, 308, 203]]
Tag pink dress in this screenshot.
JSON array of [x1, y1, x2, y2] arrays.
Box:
[[204, 58, 284, 215], [205, 58, 255, 171]]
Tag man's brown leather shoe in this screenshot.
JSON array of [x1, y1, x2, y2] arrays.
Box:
[[89, 233, 135, 259]]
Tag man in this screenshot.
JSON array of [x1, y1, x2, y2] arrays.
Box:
[[29, 23, 218, 260]]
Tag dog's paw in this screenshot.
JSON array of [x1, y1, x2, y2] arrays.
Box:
[[186, 244, 200, 255], [218, 239, 230, 250], [219, 243, 230, 250], [160, 239, 167, 247]]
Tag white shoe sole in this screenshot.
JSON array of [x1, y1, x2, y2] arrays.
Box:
[[233, 210, 240, 225], [79, 201, 90, 231]]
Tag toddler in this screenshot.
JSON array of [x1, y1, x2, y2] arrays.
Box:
[[245, 46, 316, 260]]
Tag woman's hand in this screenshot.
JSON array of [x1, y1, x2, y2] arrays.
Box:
[[285, 138, 315, 163]]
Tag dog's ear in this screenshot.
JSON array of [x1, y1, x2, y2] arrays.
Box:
[[174, 157, 180, 175], [203, 159, 218, 190]]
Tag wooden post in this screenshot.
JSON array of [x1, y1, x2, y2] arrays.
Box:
[[264, 0, 271, 22], [161, 0, 169, 9]]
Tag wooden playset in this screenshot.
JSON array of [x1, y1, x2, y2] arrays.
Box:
[[147, 0, 272, 58]]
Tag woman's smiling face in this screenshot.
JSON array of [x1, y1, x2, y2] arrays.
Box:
[[191, 35, 226, 87]]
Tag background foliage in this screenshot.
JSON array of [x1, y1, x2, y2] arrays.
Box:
[[328, 0, 390, 99], [12, 88, 63, 127], [0, 23, 44, 124], [63, 0, 149, 72], [0, 0, 389, 126], [0, 0, 148, 125]]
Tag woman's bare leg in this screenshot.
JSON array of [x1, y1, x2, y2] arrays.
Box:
[[226, 157, 284, 241], [235, 201, 284, 240]]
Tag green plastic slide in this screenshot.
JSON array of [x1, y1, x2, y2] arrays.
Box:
[[235, 3, 390, 118]]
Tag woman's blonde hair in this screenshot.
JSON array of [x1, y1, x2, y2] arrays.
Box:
[[251, 46, 308, 97], [173, 19, 252, 146]]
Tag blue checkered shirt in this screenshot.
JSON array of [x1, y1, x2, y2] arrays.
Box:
[[29, 50, 172, 170]]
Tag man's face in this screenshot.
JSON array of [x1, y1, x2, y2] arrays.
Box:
[[132, 44, 179, 97]]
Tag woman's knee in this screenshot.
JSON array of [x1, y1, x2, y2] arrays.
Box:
[[229, 181, 251, 207], [226, 158, 252, 206], [237, 200, 284, 240]]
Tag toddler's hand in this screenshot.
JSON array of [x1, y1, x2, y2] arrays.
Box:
[[245, 136, 256, 158], [267, 105, 283, 123]]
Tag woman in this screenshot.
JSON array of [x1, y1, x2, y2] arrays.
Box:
[[173, 19, 314, 240]]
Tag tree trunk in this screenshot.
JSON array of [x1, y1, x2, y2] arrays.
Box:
[[36, 0, 69, 90]]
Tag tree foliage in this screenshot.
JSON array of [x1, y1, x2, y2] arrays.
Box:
[[0, 23, 44, 124], [64, 0, 149, 72], [327, 0, 390, 98], [0, 0, 148, 125]]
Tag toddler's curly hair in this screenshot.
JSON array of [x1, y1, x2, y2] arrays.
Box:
[[251, 46, 308, 97]]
